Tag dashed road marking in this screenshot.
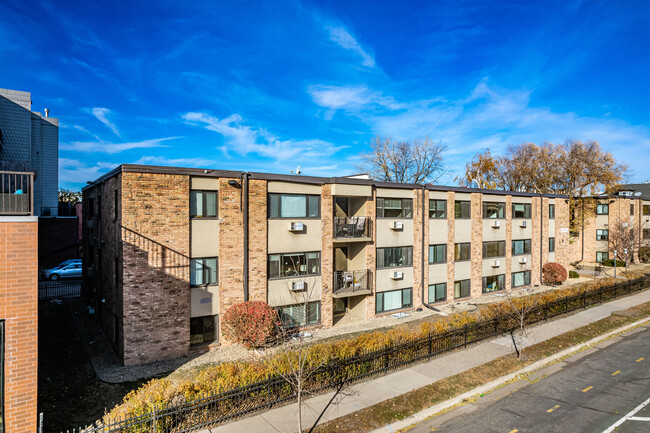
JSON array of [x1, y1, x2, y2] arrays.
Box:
[[612, 370, 621, 376], [583, 386, 594, 393], [547, 405, 560, 413], [602, 395, 650, 432], [636, 357, 645, 362], [629, 416, 650, 421], [508, 429, 518, 433]]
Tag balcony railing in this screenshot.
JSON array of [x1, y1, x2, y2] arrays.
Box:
[[333, 269, 370, 295], [0, 171, 33, 216], [334, 216, 371, 239]]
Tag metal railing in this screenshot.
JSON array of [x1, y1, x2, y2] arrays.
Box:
[[0, 170, 33, 215], [71, 276, 649, 433], [334, 216, 371, 239], [39, 280, 81, 300], [333, 269, 370, 294]]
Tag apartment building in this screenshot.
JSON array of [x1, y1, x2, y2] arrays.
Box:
[[567, 184, 650, 264], [0, 170, 39, 433], [82, 164, 568, 365]]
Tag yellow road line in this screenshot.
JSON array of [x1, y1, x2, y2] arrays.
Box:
[[508, 430, 518, 433], [583, 386, 594, 393], [612, 370, 621, 376], [636, 357, 645, 362], [547, 405, 560, 413]]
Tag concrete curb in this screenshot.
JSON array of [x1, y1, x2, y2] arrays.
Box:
[[371, 316, 650, 433]]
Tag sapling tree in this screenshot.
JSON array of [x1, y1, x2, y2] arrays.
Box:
[[503, 288, 540, 359]]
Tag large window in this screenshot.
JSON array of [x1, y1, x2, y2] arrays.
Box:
[[596, 203, 609, 215], [428, 283, 447, 303], [455, 243, 471, 261], [190, 258, 218, 286], [268, 252, 321, 278], [482, 274, 505, 293], [269, 193, 320, 218], [630, 203, 634, 215], [512, 271, 531, 288], [596, 251, 608, 263], [549, 237, 555, 252], [596, 229, 609, 241], [429, 244, 446, 264], [429, 199, 447, 219], [377, 198, 413, 218], [454, 280, 470, 299], [376, 288, 413, 313], [455, 201, 471, 219], [512, 239, 531, 256], [644, 205, 650, 216], [276, 302, 321, 327], [483, 241, 505, 258], [190, 315, 218, 345], [512, 203, 532, 219], [549, 204, 555, 219], [377, 247, 413, 268], [190, 190, 218, 218], [483, 202, 505, 219]]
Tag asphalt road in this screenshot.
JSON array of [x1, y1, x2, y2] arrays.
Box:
[[408, 325, 650, 433]]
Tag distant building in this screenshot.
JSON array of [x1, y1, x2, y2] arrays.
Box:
[[0, 88, 59, 217]]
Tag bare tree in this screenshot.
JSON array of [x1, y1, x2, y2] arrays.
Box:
[[609, 221, 640, 264], [503, 288, 540, 359], [58, 188, 82, 203], [359, 136, 447, 184]]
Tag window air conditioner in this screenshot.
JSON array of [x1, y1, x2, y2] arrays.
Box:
[[392, 221, 404, 230], [289, 222, 304, 232], [492, 260, 501, 268], [520, 220, 527, 228], [492, 220, 501, 228], [519, 257, 528, 264], [291, 281, 307, 291], [391, 271, 404, 280]]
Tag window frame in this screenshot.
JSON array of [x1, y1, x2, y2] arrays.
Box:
[[377, 197, 413, 219], [268, 251, 321, 279], [596, 251, 609, 263], [376, 288, 413, 314], [483, 240, 506, 258], [428, 244, 447, 264], [429, 199, 447, 219], [596, 203, 609, 215], [630, 203, 634, 215], [483, 201, 505, 219], [190, 190, 219, 218], [596, 229, 609, 241], [268, 193, 321, 219], [454, 201, 471, 219], [377, 246, 413, 269], [454, 242, 471, 262], [549, 237, 555, 252], [644, 205, 650, 216], [276, 301, 321, 327], [190, 257, 219, 287], [512, 239, 532, 256], [190, 315, 219, 345], [512, 270, 531, 288], [428, 283, 447, 303], [548, 203, 555, 219], [454, 279, 471, 299], [512, 202, 532, 219], [482, 274, 505, 293]]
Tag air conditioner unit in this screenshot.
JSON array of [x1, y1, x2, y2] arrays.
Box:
[[391, 271, 404, 280], [289, 222, 304, 232], [492, 260, 501, 268], [520, 220, 527, 228], [392, 221, 404, 230], [492, 220, 501, 228], [291, 281, 307, 291], [519, 257, 528, 264]]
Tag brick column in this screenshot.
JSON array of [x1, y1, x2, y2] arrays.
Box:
[[542, 197, 550, 266], [320, 185, 334, 327], [413, 188, 424, 307], [446, 191, 455, 303], [248, 179, 268, 302], [556, 198, 572, 268], [470, 193, 482, 298], [531, 196, 542, 285], [423, 192, 430, 301], [505, 195, 512, 291], [365, 188, 377, 318]]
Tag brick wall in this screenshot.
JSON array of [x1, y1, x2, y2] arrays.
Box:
[[555, 198, 571, 269], [541, 197, 550, 266], [412, 189, 424, 307], [0, 219, 38, 433], [531, 196, 542, 285], [505, 196, 513, 291], [248, 179, 268, 302], [470, 193, 483, 297], [320, 185, 334, 327]]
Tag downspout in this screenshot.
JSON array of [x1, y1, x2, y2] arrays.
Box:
[[242, 172, 250, 301]]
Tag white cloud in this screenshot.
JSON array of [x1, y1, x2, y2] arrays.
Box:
[[327, 26, 375, 68], [133, 155, 217, 167], [60, 137, 181, 154], [58, 158, 117, 187], [90, 107, 121, 137]]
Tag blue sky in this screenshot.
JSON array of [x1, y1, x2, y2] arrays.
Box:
[[2, 0, 650, 190]]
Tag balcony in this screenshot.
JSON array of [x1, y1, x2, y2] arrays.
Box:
[[0, 171, 33, 216], [333, 216, 371, 242], [333, 269, 371, 297]]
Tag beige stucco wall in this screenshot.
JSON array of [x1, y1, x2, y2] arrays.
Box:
[[331, 184, 372, 197], [191, 219, 219, 257], [511, 219, 533, 240], [483, 220, 506, 241], [376, 267, 413, 292], [191, 177, 219, 190], [376, 219, 414, 247], [267, 275, 322, 306], [429, 219, 448, 243], [482, 258, 505, 276], [268, 181, 322, 195], [268, 219, 322, 253], [511, 255, 532, 273], [190, 286, 220, 317], [428, 263, 446, 285], [454, 260, 471, 280], [455, 219, 472, 243], [376, 188, 413, 198]]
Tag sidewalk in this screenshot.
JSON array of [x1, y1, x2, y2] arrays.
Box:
[[207, 289, 650, 433]]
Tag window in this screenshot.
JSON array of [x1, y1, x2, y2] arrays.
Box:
[[596, 251, 608, 263], [512, 203, 532, 219], [630, 203, 634, 215], [596, 203, 609, 215], [455, 201, 471, 219], [276, 302, 321, 327], [429, 199, 447, 219], [483, 241, 505, 258], [268, 252, 320, 278], [376, 288, 412, 313], [268, 193, 320, 218], [454, 243, 471, 261], [483, 202, 505, 219], [482, 274, 505, 293], [428, 283, 446, 303], [377, 198, 412, 218], [454, 280, 470, 299], [548, 204, 555, 219], [596, 229, 609, 241], [644, 205, 650, 216], [429, 244, 446, 264], [190, 190, 218, 218], [377, 247, 413, 268], [512, 239, 531, 256], [190, 315, 218, 345], [190, 258, 218, 286], [512, 271, 531, 288], [643, 229, 650, 240], [549, 237, 555, 252]]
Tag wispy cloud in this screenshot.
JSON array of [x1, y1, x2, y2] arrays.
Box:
[[59, 158, 117, 187], [133, 155, 218, 167], [326, 26, 376, 68], [90, 107, 120, 137], [60, 137, 181, 154]]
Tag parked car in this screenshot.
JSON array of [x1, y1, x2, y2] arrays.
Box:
[[42, 261, 82, 280]]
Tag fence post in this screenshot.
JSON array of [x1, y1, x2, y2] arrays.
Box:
[[384, 343, 390, 370], [428, 333, 432, 356], [464, 325, 468, 348]]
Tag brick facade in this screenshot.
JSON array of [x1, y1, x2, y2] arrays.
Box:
[[412, 189, 424, 307], [505, 196, 513, 291], [470, 193, 483, 297], [320, 185, 334, 327], [0, 219, 38, 433], [248, 179, 268, 302], [530, 196, 542, 285]]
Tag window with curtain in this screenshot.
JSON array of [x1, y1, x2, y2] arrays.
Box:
[[428, 283, 446, 303], [190, 190, 218, 218], [512, 203, 532, 218], [268, 252, 321, 278], [376, 288, 412, 313], [429, 199, 447, 219], [429, 244, 446, 264], [596, 203, 609, 215], [455, 201, 471, 219], [596, 229, 609, 241], [512, 271, 531, 288], [377, 198, 413, 218], [512, 239, 531, 255], [377, 247, 413, 268], [596, 251, 608, 263], [482, 274, 505, 293], [483, 202, 505, 219], [483, 241, 505, 258], [276, 302, 321, 327], [268, 194, 320, 218], [190, 258, 218, 286], [454, 280, 470, 298], [454, 243, 471, 261]]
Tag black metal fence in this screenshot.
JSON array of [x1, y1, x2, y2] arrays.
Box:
[[39, 280, 81, 300], [76, 276, 649, 433], [334, 216, 371, 239]]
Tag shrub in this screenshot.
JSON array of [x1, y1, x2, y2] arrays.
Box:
[[602, 259, 626, 267], [223, 301, 278, 348], [640, 247, 650, 263], [569, 270, 580, 279], [542, 262, 567, 285]]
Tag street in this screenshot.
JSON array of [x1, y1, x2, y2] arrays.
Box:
[[408, 325, 650, 433]]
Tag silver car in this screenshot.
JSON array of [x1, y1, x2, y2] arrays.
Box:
[[42, 261, 82, 280]]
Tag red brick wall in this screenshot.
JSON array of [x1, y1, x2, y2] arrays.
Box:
[[0, 219, 38, 433]]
